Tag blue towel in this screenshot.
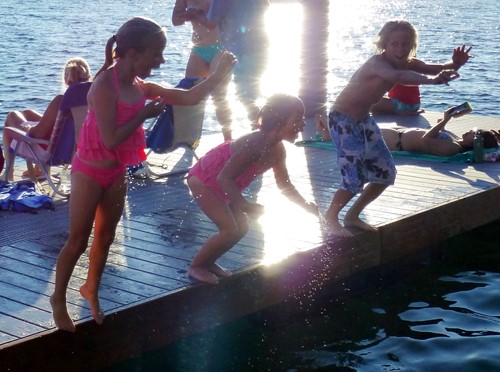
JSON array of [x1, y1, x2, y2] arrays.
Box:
[[0, 181, 53, 213]]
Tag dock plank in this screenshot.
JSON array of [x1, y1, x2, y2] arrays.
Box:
[[0, 112, 499, 370]]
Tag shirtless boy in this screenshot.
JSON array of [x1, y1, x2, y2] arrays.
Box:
[[324, 20, 471, 237]]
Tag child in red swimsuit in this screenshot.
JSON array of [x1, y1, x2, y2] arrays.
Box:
[[187, 94, 318, 284], [50, 16, 236, 332]]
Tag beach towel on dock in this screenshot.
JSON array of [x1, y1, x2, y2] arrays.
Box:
[[0, 181, 53, 213], [295, 139, 499, 164]]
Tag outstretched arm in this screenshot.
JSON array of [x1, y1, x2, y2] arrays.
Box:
[[421, 108, 463, 156], [145, 51, 236, 105], [422, 109, 453, 140], [410, 45, 472, 74], [273, 145, 318, 215]]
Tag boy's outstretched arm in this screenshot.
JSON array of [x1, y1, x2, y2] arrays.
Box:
[[411, 45, 472, 74]]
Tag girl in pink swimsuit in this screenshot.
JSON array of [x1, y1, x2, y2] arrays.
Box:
[[50, 16, 236, 333], [187, 94, 319, 284]]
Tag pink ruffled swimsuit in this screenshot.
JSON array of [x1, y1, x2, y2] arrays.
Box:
[[188, 140, 267, 201], [72, 69, 148, 188], [77, 69, 147, 166]]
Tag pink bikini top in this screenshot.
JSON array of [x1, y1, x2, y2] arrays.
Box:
[[190, 140, 268, 201], [77, 68, 147, 166]]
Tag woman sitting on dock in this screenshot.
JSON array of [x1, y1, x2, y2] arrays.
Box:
[[316, 109, 499, 157], [1, 57, 92, 180], [186, 94, 319, 284]]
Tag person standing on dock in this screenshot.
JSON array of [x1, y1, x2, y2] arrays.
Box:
[[324, 20, 472, 238], [172, 0, 233, 141], [186, 94, 318, 284], [50, 16, 236, 332], [204, 0, 270, 129]]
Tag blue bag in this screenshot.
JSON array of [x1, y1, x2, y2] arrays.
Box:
[[145, 77, 201, 153]]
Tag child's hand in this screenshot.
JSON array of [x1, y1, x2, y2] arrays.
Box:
[[452, 45, 473, 68], [443, 107, 454, 121], [214, 51, 237, 78], [434, 70, 460, 85], [143, 97, 166, 119]]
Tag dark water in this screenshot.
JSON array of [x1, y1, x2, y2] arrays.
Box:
[[107, 220, 500, 371]]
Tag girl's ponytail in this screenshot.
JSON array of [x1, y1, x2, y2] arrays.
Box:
[[95, 35, 116, 78]]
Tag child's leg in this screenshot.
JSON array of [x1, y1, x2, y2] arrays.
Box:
[[79, 173, 127, 325], [314, 114, 332, 141], [50, 172, 102, 332], [344, 182, 388, 231], [210, 53, 233, 141], [211, 78, 232, 141], [325, 188, 356, 237], [370, 97, 395, 115], [343, 116, 396, 231], [188, 176, 247, 284]]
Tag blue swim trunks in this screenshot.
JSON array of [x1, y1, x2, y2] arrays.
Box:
[[328, 110, 396, 194], [192, 43, 224, 63], [390, 98, 421, 114]]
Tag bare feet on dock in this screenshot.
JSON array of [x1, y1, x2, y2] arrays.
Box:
[[50, 295, 76, 333], [188, 266, 220, 284], [209, 263, 232, 278], [343, 216, 378, 232], [79, 284, 105, 325], [326, 220, 354, 238]]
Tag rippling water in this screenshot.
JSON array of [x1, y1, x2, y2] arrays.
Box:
[[1, 0, 499, 136]]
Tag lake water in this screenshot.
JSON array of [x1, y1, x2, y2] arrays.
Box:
[[2, 0, 499, 369], [1, 0, 499, 137]]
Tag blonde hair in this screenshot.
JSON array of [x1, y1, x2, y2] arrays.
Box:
[[375, 20, 419, 59], [62, 57, 92, 89], [96, 16, 166, 77], [257, 94, 304, 133]]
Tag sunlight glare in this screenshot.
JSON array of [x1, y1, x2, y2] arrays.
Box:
[[261, 3, 303, 98]]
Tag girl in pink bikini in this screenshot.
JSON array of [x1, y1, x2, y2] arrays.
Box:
[[187, 94, 319, 284], [50, 16, 236, 332]]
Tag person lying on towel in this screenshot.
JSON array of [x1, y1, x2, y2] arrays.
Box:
[[316, 108, 499, 157]]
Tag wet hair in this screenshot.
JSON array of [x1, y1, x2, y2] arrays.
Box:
[[62, 57, 92, 88], [256, 94, 304, 133], [375, 20, 419, 58], [96, 16, 166, 77]]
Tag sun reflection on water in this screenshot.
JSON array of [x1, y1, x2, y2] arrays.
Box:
[[260, 3, 303, 98]]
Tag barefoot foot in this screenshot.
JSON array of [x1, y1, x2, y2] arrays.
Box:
[[79, 284, 105, 325], [326, 220, 354, 238], [343, 217, 378, 232], [188, 266, 220, 284], [209, 263, 232, 278], [50, 295, 76, 332]]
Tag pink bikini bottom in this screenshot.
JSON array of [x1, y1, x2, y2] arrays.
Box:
[[72, 155, 125, 189]]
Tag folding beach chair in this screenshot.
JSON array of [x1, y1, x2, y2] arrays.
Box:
[[143, 77, 206, 178], [2, 82, 91, 197]]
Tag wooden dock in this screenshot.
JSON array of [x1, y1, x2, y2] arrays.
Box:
[[1, 112, 499, 370]]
